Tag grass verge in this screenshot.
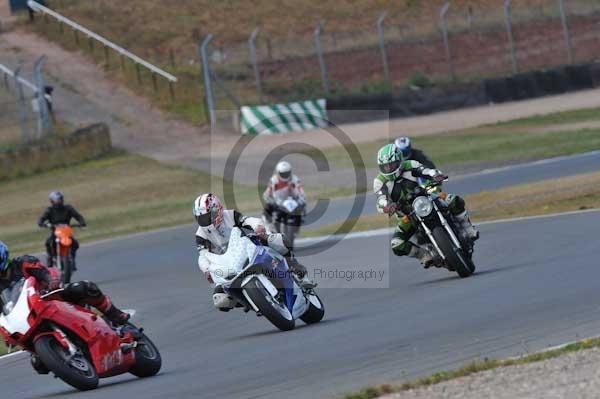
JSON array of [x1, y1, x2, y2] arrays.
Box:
[[0, 150, 356, 255], [344, 336, 600, 399], [0, 340, 8, 356], [305, 120, 600, 171], [0, 151, 258, 255], [303, 170, 600, 237]]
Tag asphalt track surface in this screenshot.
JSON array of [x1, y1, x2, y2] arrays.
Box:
[[312, 150, 600, 227], [2, 208, 600, 399]]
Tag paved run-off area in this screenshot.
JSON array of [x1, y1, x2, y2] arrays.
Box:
[[383, 347, 600, 399]]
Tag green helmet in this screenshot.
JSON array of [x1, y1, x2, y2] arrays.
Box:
[[377, 144, 402, 178]]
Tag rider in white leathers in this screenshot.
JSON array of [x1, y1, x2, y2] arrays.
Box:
[[262, 161, 305, 230], [193, 193, 314, 311]]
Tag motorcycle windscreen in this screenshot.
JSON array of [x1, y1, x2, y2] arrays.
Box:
[[205, 228, 254, 283], [0, 279, 33, 334]]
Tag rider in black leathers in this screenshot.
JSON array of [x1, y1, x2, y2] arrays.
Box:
[[37, 191, 86, 268]]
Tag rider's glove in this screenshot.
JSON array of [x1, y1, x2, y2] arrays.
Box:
[[254, 225, 267, 240], [433, 174, 447, 184], [383, 203, 397, 215], [204, 271, 214, 284]]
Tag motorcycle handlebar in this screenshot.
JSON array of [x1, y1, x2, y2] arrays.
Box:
[[41, 223, 85, 229]]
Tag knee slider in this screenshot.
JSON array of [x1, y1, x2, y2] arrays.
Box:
[[391, 238, 411, 256], [449, 195, 466, 214]]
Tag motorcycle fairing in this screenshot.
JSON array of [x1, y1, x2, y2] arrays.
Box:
[[0, 279, 34, 335]]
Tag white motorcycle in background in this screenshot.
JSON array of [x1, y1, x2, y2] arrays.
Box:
[[263, 196, 306, 248], [205, 228, 324, 331]]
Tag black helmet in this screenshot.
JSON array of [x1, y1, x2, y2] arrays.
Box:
[[49, 191, 64, 206]]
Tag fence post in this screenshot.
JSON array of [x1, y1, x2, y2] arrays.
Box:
[[376, 12, 391, 85], [314, 20, 329, 95], [439, 2, 455, 81], [34, 55, 52, 137], [558, 0, 573, 64], [199, 34, 216, 126], [248, 28, 264, 104], [504, 0, 518, 74], [13, 66, 31, 143]]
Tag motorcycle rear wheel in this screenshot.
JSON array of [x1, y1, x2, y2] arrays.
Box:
[[129, 330, 162, 378], [431, 226, 475, 278], [34, 335, 98, 391], [300, 294, 324, 324]]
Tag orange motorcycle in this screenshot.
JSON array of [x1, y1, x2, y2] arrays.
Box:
[[47, 224, 82, 285]]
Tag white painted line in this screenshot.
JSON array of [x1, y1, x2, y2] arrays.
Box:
[[0, 350, 25, 362], [296, 208, 600, 244], [453, 150, 600, 180]]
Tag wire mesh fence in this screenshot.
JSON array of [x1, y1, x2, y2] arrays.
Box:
[[23, 0, 600, 126], [0, 60, 53, 149], [199, 0, 600, 118]]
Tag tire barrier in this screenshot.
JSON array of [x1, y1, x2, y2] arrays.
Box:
[[327, 82, 487, 124], [484, 62, 597, 104], [326, 61, 600, 125]]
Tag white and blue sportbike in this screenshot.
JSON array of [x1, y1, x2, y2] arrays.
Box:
[[205, 228, 324, 331]]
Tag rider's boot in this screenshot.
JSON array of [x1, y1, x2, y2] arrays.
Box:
[[455, 211, 479, 241], [104, 303, 131, 325], [212, 285, 236, 312], [286, 256, 316, 289], [408, 245, 437, 268]]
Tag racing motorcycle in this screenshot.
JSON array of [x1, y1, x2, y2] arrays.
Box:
[[264, 196, 305, 248], [399, 177, 477, 278], [45, 223, 81, 284], [205, 227, 324, 331], [0, 276, 161, 391]]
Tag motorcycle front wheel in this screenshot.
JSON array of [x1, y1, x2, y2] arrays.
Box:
[[244, 277, 295, 331], [34, 335, 99, 391], [60, 254, 74, 285], [431, 226, 475, 278]]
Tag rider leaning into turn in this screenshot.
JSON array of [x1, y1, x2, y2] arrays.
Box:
[[394, 136, 436, 169], [374, 144, 479, 268], [262, 161, 306, 228], [193, 193, 314, 312], [37, 191, 86, 269], [0, 241, 129, 373]]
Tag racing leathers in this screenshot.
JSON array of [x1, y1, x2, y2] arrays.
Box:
[[374, 160, 478, 267], [262, 173, 306, 228], [38, 204, 86, 267], [195, 210, 313, 311], [0, 255, 130, 374], [406, 148, 436, 169]]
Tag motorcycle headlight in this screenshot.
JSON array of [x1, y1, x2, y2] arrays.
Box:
[[412, 196, 433, 218]]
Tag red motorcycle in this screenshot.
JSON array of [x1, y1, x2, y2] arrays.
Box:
[[0, 276, 161, 391]]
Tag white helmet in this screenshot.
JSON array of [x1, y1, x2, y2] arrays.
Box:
[[193, 193, 224, 228], [276, 161, 292, 181], [394, 136, 412, 159]]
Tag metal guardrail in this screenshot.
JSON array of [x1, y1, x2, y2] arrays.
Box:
[[27, 0, 178, 83], [0, 63, 51, 101], [0, 63, 37, 92]]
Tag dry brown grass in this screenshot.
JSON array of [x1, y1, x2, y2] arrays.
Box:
[[47, 0, 581, 48], [304, 171, 600, 237], [0, 151, 257, 254]]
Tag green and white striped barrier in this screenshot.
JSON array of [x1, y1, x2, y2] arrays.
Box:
[[240, 99, 328, 135]]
